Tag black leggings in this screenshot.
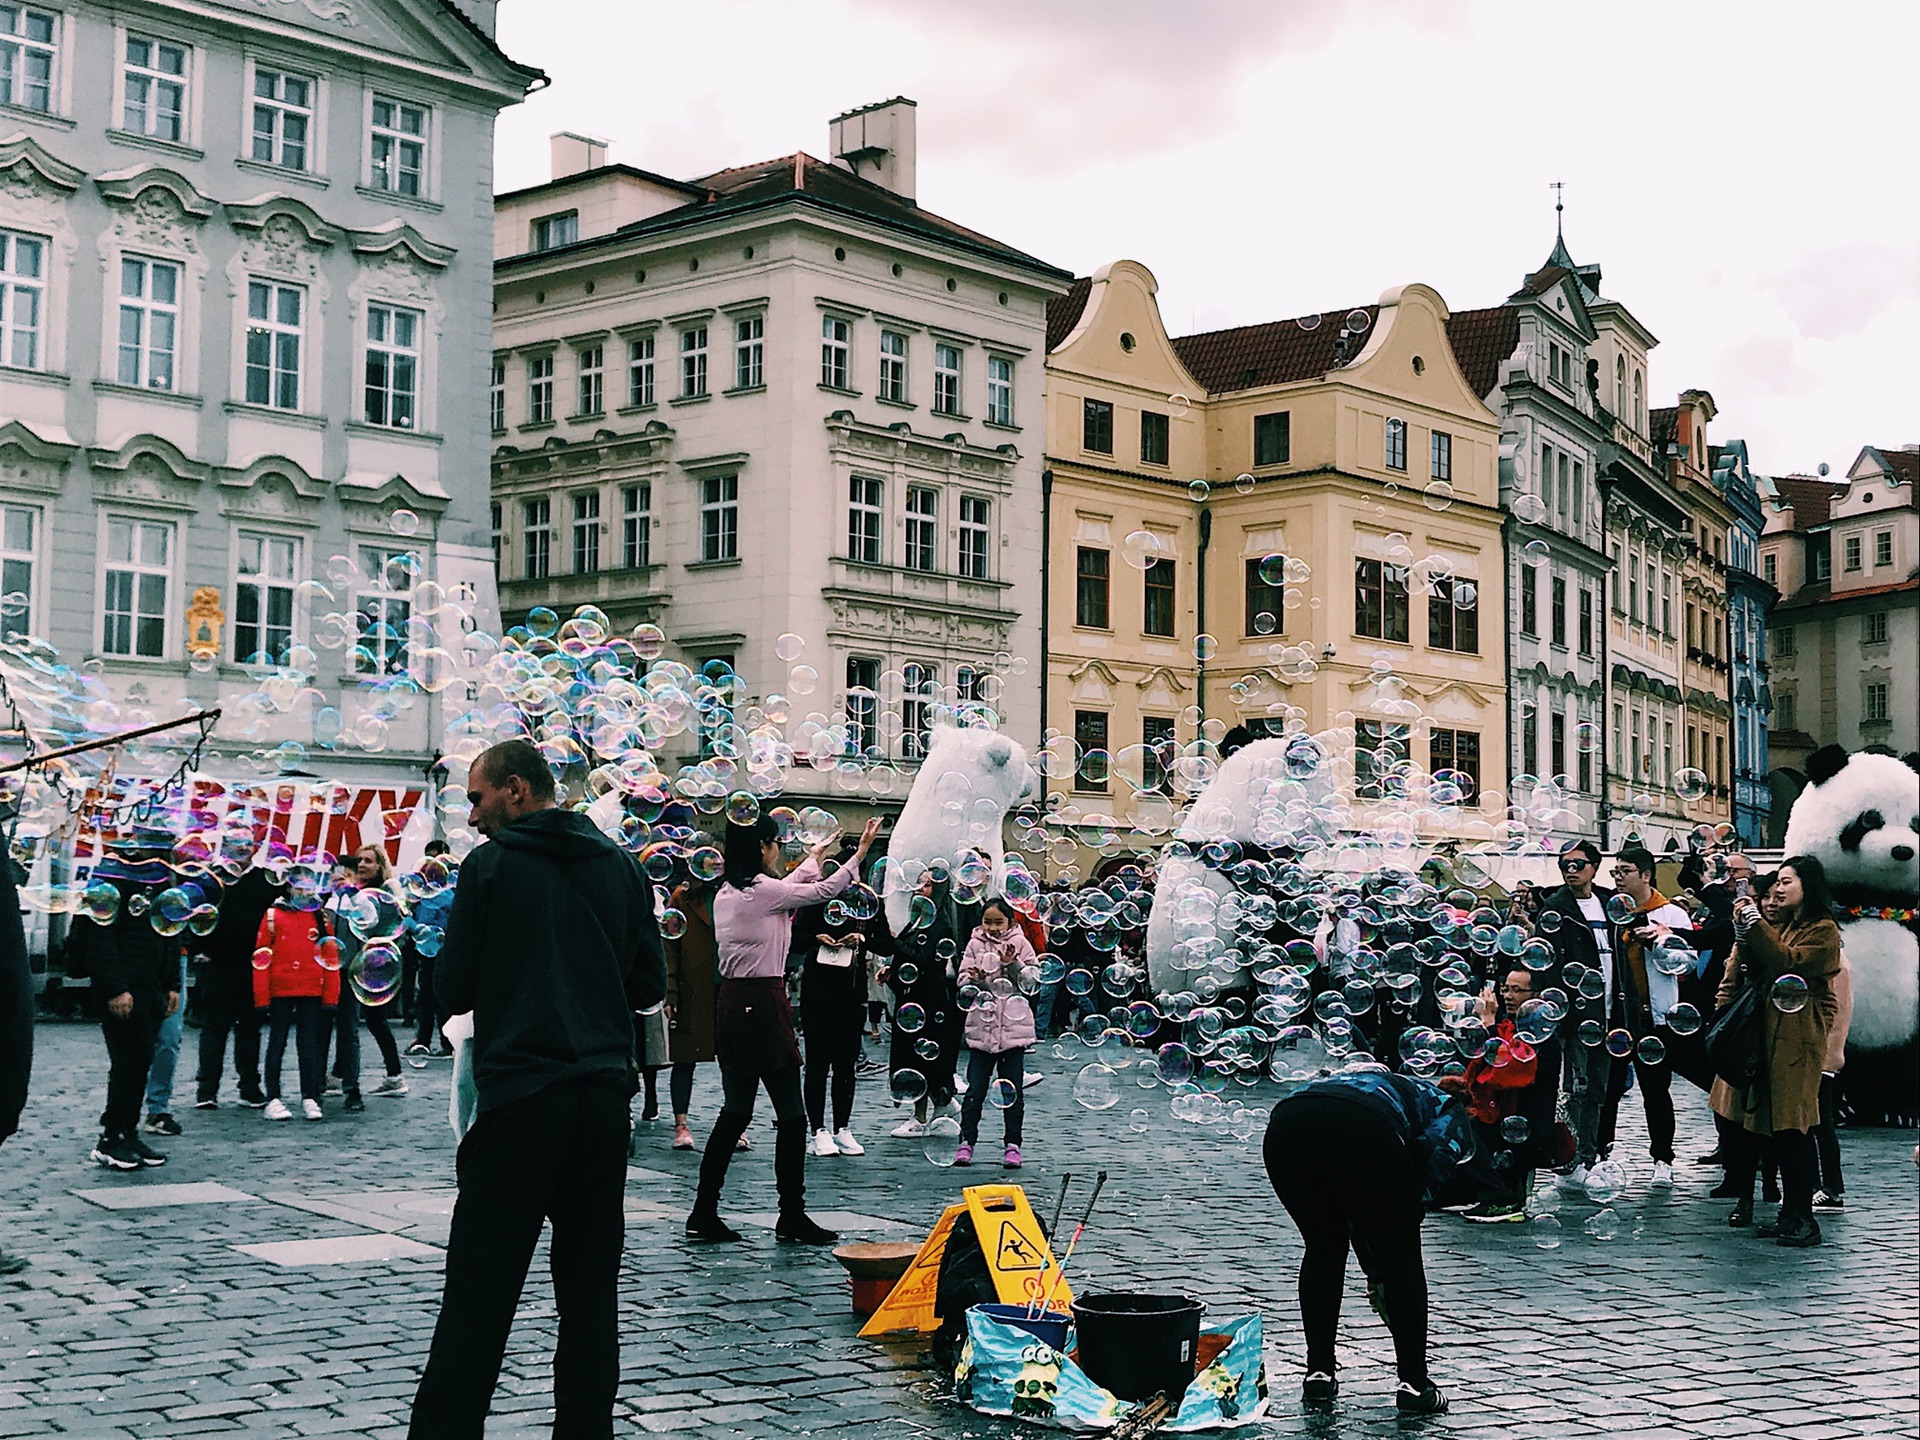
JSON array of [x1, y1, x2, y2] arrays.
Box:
[[802, 964, 864, 1133], [1812, 1074, 1844, 1197], [1263, 1095, 1429, 1386], [640, 1062, 700, 1119]]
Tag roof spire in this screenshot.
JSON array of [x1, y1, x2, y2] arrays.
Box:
[[1543, 179, 1577, 272]]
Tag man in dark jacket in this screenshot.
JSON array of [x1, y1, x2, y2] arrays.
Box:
[[1, 856, 33, 1273], [192, 867, 281, 1110], [1535, 839, 1614, 1191], [75, 832, 181, 1171], [410, 740, 665, 1440]]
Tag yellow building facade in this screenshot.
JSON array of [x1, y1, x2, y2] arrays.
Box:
[[1040, 262, 1508, 867]]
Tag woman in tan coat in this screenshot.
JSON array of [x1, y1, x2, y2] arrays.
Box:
[[661, 879, 719, 1151], [1710, 855, 1843, 1247]]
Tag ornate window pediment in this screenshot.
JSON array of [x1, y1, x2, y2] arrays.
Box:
[[87, 434, 209, 511], [94, 166, 214, 220], [219, 453, 328, 505], [0, 134, 83, 201]]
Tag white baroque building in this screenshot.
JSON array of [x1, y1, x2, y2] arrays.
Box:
[[0, 0, 537, 786]]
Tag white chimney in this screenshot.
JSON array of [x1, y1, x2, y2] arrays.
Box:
[[550, 131, 609, 181], [829, 98, 916, 201]]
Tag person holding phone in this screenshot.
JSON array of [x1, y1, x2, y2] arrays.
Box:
[[1598, 848, 1697, 1188]]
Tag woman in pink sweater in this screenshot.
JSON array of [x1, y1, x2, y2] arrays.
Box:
[[685, 813, 880, 1245]]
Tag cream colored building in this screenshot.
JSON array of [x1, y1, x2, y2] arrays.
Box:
[[489, 103, 1070, 796], [1040, 262, 1508, 868]]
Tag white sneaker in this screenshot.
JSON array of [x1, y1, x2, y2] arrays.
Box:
[[954, 1076, 969, 1095], [263, 1098, 293, 1122], [1023, 1071, 1044, 1088], [810, 1128, 838, 1157], [833, 1128, 865, 1156], [1558, 1164, 1589, 1193], [890, 1118, 927, 1138], [1651, 1161, 1674, 1187], [302, 1098, 324, 1122], [371, 1076, 408, 1097]]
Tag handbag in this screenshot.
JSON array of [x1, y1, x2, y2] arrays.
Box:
[[1704, 979, 1765, 1088], [635, 1002, 670, 1069]]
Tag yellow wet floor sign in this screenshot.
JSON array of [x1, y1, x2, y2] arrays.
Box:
[[859, 1183, 1072, 1337]]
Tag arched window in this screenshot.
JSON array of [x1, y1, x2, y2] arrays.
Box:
[[1633, 368, 1644, 431], [1615, 355, 1626, 411]]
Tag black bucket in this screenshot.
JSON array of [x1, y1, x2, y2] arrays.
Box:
[[1070, 1292, 1206, 1403]]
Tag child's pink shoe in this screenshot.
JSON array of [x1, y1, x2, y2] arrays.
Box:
[[953, 1142, 973, 1166], [1003, 1145, 1022, 1168]]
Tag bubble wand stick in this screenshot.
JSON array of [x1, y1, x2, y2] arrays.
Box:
[[1032, 1169, 1106, 1319]]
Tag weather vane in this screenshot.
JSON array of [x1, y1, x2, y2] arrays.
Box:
[[1551, 180, 1565, 240]]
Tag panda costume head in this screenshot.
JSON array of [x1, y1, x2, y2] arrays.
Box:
[[1781, 744, 1920, 1124]]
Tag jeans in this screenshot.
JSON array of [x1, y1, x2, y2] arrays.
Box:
[[958, 1048, 1026, 1148], [264, 997, 328, 1103], [412, 950, 444, 1049], [100, 992, 160, 1139], [410, 1078, 630, 1440], [145, 953, 187, 1118], [692, 1065, 809, 1222], [195, 963, 262, 1103], [331, 990, 400, 1090], [1265, 1093, 1430, 1386], [802, 963, 863, 1133], [1598, 1032, 1675, 1163], [1561, 1041, 1611, 1168], [1032, 980, 1062, 1039]]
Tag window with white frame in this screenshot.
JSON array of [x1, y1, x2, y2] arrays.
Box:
[[1384, 417, 1407, 471], [0, 230, 43, 369], [958, 495, 990, 580], [576, 344, 603, 415], [848, 475, 882, 564], [488, 359, 504, 430], [904, 486, 937, 572], [1866, 680, 1890, 723], [0, 504, 37, 640], [102, 517, 171, 658], [0, 6, 57, 114], [933, 343, 961, 415], [527, 353, 553, 423], [878, 329, 907, 402], [986, 355, 1013, 425], [250, 68, 313, 171], [901, 662, 936, 759], [955, 664, 983, 702], [572, 491, 599, 573], [680, 327, 707, 397], [522, 497, 550, 579], [821, 314, 850, 389], [245, 279, 303, 410], [1874, 530, 1893, 567], [122, 35, 187, 142], [700, 474, 738, 561], [1430, 430, 1451, 482], [734, 316, 762, 389], [627, 335, 654, 406], [117, 256, 179, 390], [355, 546, 412, 675], [233, 532, 296, 663], [364, 302, 419, 428], [621, 482, 650, 568], [531, 211, 576, 251], [368, 95, 427, 196], [845, 656, 879, 756]]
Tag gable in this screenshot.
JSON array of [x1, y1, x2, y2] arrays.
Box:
[[1347, 284, 1498, 423], [1045, 260, 1204, 398], [218, 0, 538, 96]]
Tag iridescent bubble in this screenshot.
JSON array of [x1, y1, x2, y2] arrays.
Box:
[[1605, 1028, 1634, 1058], [774, 633, 804, 662], [1532, 1213, 1563, 1249], [890, 1069, 928, 1104], [1423, 480, 1455, 512], [1771, 974, 1809, 1014], [1636, 1034, 1667, 1066], [1673, 767, 1710, 801], [1512, 492, 1548, 525], [987, 1078, 1018, 1110], [788, 664, 819, 696], [1666, 1002, 1703, 1037], [1522, 539, 1550, 565], [389, 508, 421, 538], [921, 1113, 963, 1167], [1072, 1063, 1120, 1110], [1498, 1114, 1531, 1145], [897, 1002, 926, 1034], [1583, 1208, 1621, 1242]]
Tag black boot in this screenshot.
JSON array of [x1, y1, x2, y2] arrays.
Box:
[[1727, 1197, 1753, 1228], [1776, 1215, 1822, 1248], [686, 1109, 750, 1242], [773, 1118, 837, 1245]]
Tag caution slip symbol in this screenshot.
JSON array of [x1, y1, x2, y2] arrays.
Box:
[[995, 1220, 1045, 1273]]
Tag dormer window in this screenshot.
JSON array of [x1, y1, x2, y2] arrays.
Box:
[[532, 211, 578, 252]]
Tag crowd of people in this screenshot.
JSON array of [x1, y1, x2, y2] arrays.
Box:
[[40, 728, 1873, 1432]]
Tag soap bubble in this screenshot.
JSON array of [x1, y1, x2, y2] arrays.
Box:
[[1635, 1034, 1666, 1066], [774, 632, 804, 662], [1673, 767, 1710, 801], [1771, 975, 1809, 1014], [788, 664, 818, 695], [1532, 1214, 1562, 1249], [1666, 1002, 1702, 1036], [1498, 1114, 1531, 1146], [1605, 1028, 1633, 1058], [1188, 479, 1210, 502], [1072, 1063, 1120, 1110], [921, 1114, 963, 1167], [988, 1078, 1018, 1110], [1512, 492, 1548, 525], [897, 1002, 926, 1034], [1522, 539, 1550, 565], [1423, 480, 1455, 512], [1128, 1107, 1151, 1133], [890, 1069, 928, 1104], [1583, 1208, 1621, 1242], [389, 508, 421, 537], [1605, 894, 1638, 924]]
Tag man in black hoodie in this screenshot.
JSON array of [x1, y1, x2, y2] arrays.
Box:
[[192, 867, 281, 1110], [410, 740, 665, 1440]]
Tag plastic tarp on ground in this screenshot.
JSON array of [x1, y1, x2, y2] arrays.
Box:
[[955, 1308, 1268, 1431]]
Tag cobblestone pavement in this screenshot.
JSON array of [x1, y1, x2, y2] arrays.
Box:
[[1, 1020, 1915, 1440]]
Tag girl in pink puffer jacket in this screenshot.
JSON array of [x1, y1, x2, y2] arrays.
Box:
[[955, 899, 1038, 1168]]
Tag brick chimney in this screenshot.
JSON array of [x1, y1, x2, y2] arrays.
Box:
[[550, 131, 608, 180], [829, 98, 916, 201]]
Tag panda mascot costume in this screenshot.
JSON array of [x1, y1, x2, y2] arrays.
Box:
[[1781, 745, 1920, 1125]]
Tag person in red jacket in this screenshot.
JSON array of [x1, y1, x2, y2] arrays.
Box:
[[1439, 967, 1554, 1224], [253, 899, 340, 1122]]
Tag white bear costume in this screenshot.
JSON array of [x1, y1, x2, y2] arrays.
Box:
[[883, 724, 1035, 933], [1781, 744, 1920, 1123]]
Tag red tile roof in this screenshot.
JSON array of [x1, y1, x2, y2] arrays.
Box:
[[1777, 576, 1919, 611], [1047, 276, 1091, 352], [1771, 475, 1848, 526], [1516, 263, 1572, 297], [1872, 446, 1920, 490], [1443, 305, 1522, 399], [1168, 305, 1379, 394]]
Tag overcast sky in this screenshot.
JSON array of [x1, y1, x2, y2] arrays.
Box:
[[493, 0, 1918, 477]]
